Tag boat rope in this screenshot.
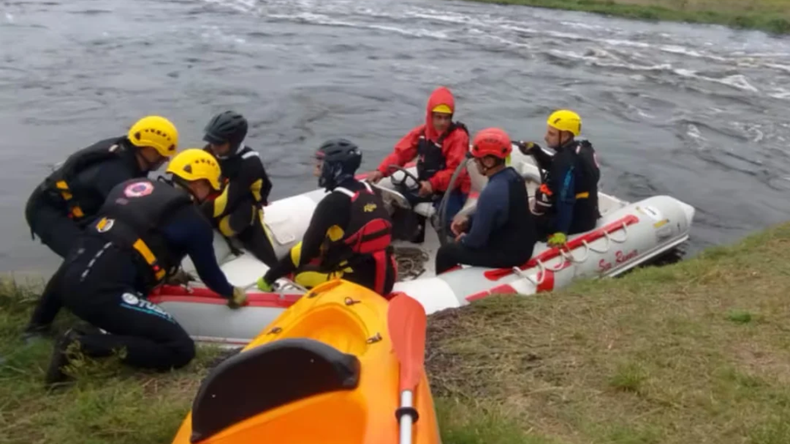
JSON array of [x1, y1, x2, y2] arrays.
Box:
[[518, 220, 633, 285], [393, 246, 430, 281]]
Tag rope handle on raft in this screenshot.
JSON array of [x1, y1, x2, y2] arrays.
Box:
[[484, 216, 638, 281], [511, 260, 547, 286]]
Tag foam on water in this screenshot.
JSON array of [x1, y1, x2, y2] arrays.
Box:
[[2, 0, 790, 273]]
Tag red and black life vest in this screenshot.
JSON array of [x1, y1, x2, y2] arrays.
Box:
[[323, 182, 394, 294], [331, 182, 392, 257]]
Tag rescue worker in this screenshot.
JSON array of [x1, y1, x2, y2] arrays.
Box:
[[22, 116, 179, 341], [25, 115, 179, 258], [435, 128, 536, 274], [257, 139, 396, 295], [517, 110, 600, 246], [44, 149, 248, 386], [201, 111, 277, 267], [367, 86, 470, 242]]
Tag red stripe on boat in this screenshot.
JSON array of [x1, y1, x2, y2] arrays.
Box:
[[465, 284, 517, 302], [484, 214, 639, 280], [148, 285, 301, 309], [536, 270, 554, 293]]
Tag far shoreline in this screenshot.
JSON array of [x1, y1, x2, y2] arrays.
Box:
[[460, 0, 790, 35]]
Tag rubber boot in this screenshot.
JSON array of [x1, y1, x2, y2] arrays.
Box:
[[21, 323, 52, 345], [45, 328, 82, 387]]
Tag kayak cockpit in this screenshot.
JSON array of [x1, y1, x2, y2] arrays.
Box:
[[190, 338, 361, 442]]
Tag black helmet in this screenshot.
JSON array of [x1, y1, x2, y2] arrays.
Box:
[[203, 110, 248, 158], [316, 138, 362, 190]]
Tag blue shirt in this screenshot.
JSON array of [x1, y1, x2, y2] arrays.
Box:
[[461, 167, 520, 249], [160, 206, 234, 297]]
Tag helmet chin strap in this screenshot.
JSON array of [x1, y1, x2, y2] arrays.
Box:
[[215, 136, 246, 160], [169, 177, 199, 202], [477, 156, 504, 175], [319, 162, 352, 191]]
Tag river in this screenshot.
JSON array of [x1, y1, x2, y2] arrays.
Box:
[[2, 0, 790, 276]]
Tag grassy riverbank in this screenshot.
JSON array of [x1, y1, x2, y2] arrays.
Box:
[[3, 222, 790, 443], [466, 0, 790, 34]]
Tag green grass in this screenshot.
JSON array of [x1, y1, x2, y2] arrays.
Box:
[[5, 222, 790, 443], [427, 222, 790, 444], [462, 0, 790, 34], [0, 280, 533, 443]]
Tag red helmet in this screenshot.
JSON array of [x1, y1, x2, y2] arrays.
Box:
[[471, 127, 512, 160]]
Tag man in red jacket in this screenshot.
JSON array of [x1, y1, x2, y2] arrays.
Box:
[[368, 86, 470, 242]]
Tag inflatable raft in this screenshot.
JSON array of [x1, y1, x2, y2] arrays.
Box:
[[150, 144, 696, 345], [171, 279, 439, 444]]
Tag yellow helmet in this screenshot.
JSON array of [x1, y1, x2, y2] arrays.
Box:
[[166, 149, 222, 190], [127, 116, 179, 158], [547, 110, 582, 137], [431, 104, 453, 114]]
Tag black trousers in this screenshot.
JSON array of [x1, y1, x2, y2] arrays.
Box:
[[284, 248, 397, 296], [435, 241, 535, 275], [219, 203, 278, 268], [25, 188, 83, 259], [54, 237, 195, 371]]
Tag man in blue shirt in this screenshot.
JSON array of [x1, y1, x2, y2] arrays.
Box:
[[42, 149, 247, 386], [435, 128, 537, 274]]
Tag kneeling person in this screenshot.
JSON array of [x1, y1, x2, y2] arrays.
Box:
[[45, 149, 247, 385], [201, 111, 277, 267], [257, 139, 396, 295], [435, 128, 537, 274]]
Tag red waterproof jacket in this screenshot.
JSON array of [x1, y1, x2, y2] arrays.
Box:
[[376, 87, 471, 194]]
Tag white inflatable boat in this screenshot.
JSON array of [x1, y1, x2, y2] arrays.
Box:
[[148, 145, 695, 345]]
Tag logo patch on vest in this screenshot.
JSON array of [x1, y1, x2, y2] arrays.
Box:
[[364, 203, 377, 212], [124, 181, 154, 198], [95, 217, 115, 233], [120, 292, 175, 322]]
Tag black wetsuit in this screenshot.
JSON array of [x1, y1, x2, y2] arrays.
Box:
[[202, 145, 277, 266], [25, 137, 145, 258], [534, 140, 601, 238], [263, 179, 396, 295], [34, 179, 234, 370]]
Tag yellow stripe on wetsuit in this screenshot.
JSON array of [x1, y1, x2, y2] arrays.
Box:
[[55, 180, 85, 218]]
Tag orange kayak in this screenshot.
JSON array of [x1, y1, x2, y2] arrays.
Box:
[[171, 279, 441, 444]]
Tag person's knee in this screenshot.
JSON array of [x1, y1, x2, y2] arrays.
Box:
[[167, 336, 196, 369], [435, 244, 461, 274]]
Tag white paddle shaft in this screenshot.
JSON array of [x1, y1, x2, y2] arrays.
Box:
[[398, 389, 414, 444]]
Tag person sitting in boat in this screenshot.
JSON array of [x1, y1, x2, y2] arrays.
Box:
[[22, 116, 179, 339], [435, 128, 537, 274], [43, 149, 248, 386], [201, 110, 277, 267], [367, 86, 470, 242], [257, 139, 396, 295], [517, 109, 600, 247]]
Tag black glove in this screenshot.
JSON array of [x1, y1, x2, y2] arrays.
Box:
[[166, 268, 195, 286], [517, 141, 541, 155]]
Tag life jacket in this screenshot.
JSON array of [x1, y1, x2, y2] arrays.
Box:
[[416, 122, 469, 182], [43, 137, 129, 221], [532, 167, 553, 216], [323, 182, 394, 294], [487, 168, 536, 259], [536, 140, 601, 232], [87, 178, 193, 288]]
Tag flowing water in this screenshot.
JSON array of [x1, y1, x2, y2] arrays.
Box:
[[2, 0, 790, 275]]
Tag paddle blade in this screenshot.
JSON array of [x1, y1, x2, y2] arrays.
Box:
[[387, 293, 427, 392]]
